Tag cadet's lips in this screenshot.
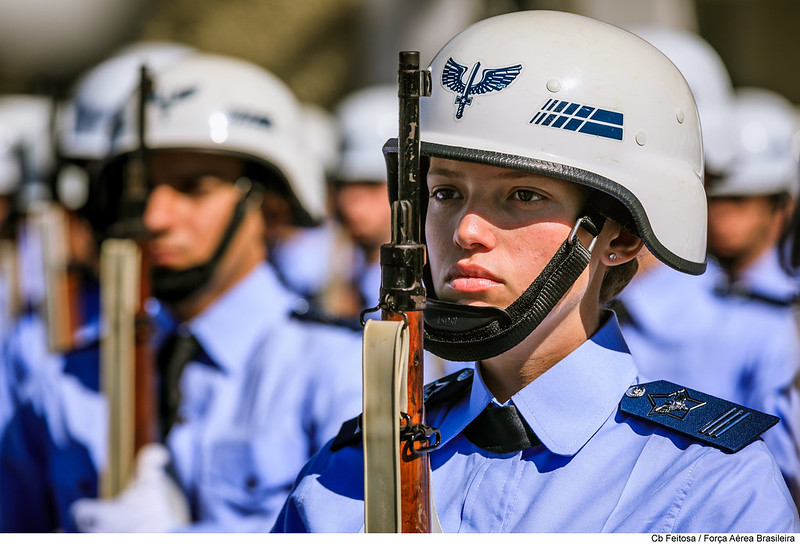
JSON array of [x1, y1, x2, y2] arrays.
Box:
[[444, 263, 503, 292], [148, 246, 182, 266]]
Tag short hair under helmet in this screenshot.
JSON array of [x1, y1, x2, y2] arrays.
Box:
[[106, 52, 327, 228], [419, 10, 707, 275]]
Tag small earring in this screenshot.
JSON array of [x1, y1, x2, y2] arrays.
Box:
[[608, 253, 618, 262]]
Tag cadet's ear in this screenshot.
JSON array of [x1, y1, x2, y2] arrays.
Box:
[[600, 222, 643, 267]]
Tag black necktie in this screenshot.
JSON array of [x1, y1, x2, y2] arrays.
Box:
[[157, 332, 200, 439], [463, 404, 541, 454]]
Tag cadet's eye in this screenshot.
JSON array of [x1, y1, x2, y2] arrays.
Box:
[[172, 175, 225, 196], [430, 187, 461, 201], [512, 189, 542, 202]]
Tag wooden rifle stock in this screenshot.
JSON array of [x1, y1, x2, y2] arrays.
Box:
[[372, 51, 432, 532], [99, 65, 156, 498]]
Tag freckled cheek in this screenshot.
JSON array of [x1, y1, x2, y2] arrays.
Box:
[[424, 214, 452, 284], [505, 226, 568, 282]]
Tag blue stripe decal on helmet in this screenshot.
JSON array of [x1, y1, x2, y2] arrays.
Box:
[[590, 108, 623, 125], [530, 100, 623, 141]]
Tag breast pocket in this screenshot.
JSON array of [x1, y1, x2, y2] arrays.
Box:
[[203, 434, 308, 518]]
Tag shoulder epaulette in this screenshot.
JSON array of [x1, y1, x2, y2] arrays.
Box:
[[330, 414, 362, 452], [423, 368, 474, 409], [620, 380, 779, 453], [329, 368, 475, 452]]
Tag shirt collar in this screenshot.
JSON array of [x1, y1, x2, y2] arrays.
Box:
[[186, 263, 299, 374], [511, 312, 638, 455], [436, 312, 637, 456]]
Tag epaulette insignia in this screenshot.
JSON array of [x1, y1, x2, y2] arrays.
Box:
[[423, 368, 474, 409], [329, 368, 474, 453], [620, 380, 779, 453]]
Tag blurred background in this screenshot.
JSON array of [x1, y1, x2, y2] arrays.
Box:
[[0, 0, 798, 110]]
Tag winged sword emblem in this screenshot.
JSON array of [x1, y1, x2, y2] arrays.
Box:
[[441, 57, 523, 119]]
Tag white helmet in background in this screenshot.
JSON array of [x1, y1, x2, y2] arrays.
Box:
[[57, 41, 195, 212], [335, 85, 398, 183], [58, 41, 196, 162], [707, 87, 800, 199], [420, 11, 705, 274], [630, 26, 736, 178], [0, 95, 55, 208], [300, 103, 341, 180], [108, 52, 326, 227]]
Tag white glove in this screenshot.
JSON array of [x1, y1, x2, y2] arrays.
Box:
[[71, 443, 191, 532]]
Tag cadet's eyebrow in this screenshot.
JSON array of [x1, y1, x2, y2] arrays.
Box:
[[427, 166, 463, 179], [428, 166, 540, 181]]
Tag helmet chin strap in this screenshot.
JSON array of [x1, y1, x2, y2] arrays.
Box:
[[423, 213, 605, 362], [152, 179, 260, 304]]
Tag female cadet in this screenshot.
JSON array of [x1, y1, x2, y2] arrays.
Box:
[[271, 11, 800, 532]]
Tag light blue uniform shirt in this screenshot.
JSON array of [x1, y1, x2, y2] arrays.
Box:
[[733, 247, 800, 305], [0, 285, 105, 532], [269, 223, 339, 300], [1, 264, 363, 532], [617, 260, 800, 495], [272, 313, 799, 533], [167, 263, 363, 531]]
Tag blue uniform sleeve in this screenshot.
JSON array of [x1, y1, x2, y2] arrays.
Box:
[[0, 399, 98, 532], [746, 313, 800, 495], [670, 440, 800, 532]]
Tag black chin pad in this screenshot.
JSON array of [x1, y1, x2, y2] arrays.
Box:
[[424, 298, 511, 332]]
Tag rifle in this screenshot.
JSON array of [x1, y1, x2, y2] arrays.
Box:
[[362, 51, 434, 533], [14, 119, 80, 354], [98, 65, 156, 498], [29, 199, 78, 353]]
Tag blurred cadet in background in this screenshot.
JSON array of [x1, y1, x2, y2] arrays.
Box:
[[267, 103, 346, 314], [328, 84, 395, 316], [0, 41, 196, 532], [0, 95, 56, 332], [0, 94, 56, 457], [706, 87, 800, 306], [64, 51, 363, 532], [614, 27, 800, 500]]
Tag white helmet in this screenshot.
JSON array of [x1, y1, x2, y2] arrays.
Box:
[[58, 41, 196, 162], [335, 85, 398, 183], [0, 95, 55, 206], [108, 52, 326, 227], [707, 87, 800, 199], [56, 41, 195, 212], [300, 103, 341, 180], [630, 26, 736, 178], [420, 11, 706, 275]]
